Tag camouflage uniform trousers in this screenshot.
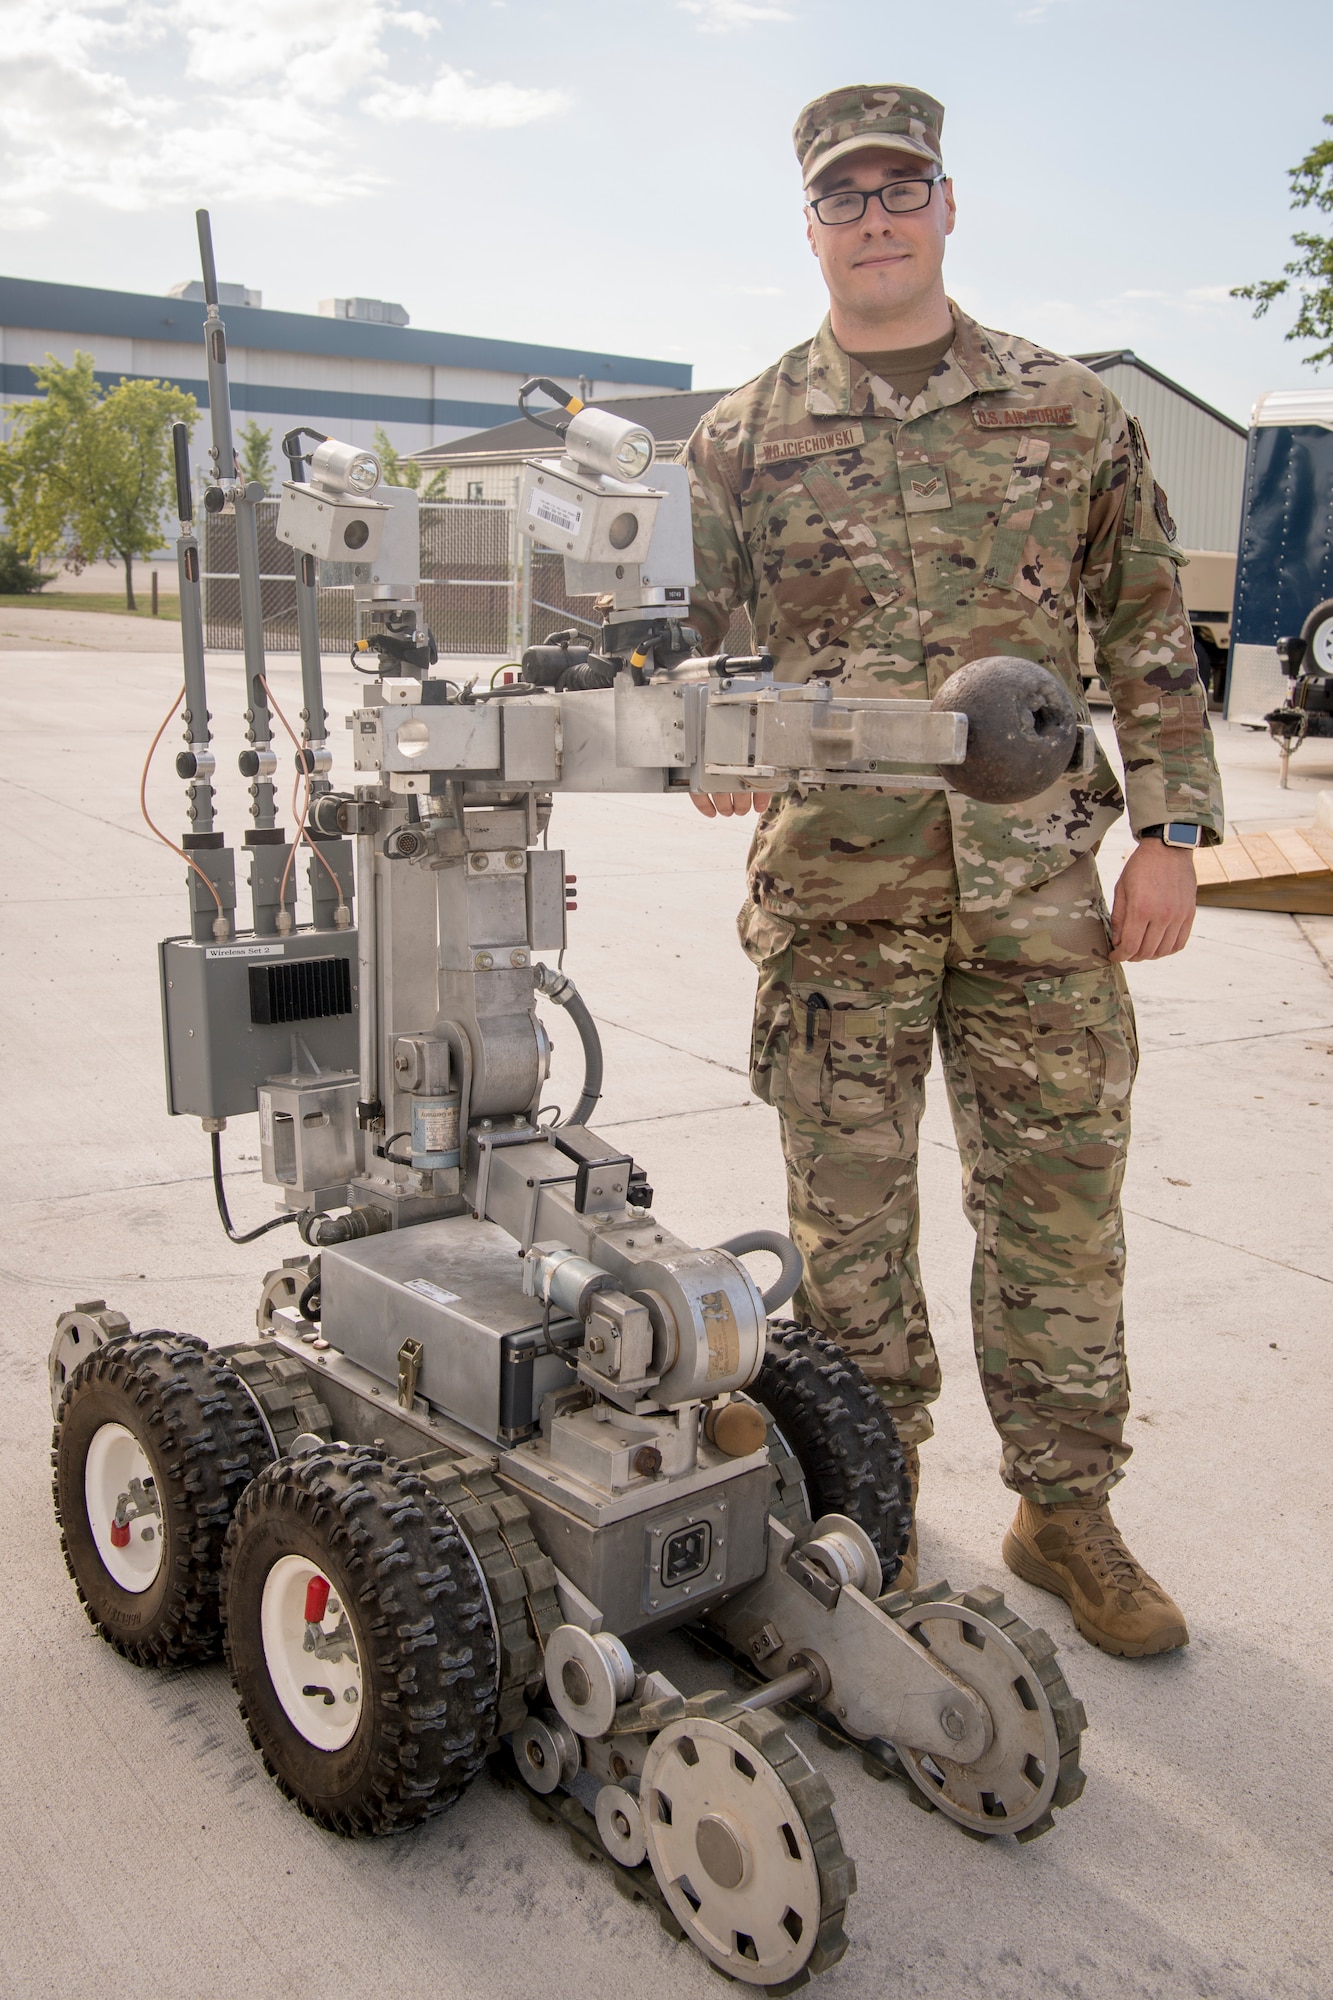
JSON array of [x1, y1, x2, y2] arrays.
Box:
[[740, 853, 1138, 1504]]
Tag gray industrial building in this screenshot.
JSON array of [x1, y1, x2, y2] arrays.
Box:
[[0, 273, 692, 467], [1076, 350, 1247, 554]]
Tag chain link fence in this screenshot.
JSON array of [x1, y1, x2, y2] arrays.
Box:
[[203, 498, 751, 658]]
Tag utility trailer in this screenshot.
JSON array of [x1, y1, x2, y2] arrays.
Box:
[[1227, 387, 1333, 785], [49, 213, 1097, 1992]]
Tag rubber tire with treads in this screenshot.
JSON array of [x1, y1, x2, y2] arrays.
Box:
[[52, 1331, 275, 1666], [222, 1447, 499, 1835], [751, 1324, 912, 1584]]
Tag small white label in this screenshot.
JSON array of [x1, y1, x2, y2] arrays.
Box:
[[259, 1095, 273, 1149], [206, 941, 285, 960], [416, 1106, 458, 1151], [530, 492, 583, 536], [404, 1277, 461, 1307]]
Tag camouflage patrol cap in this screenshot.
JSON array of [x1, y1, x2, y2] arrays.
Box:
[[794, 84, 945, 191]]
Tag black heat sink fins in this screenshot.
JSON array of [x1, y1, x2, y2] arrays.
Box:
[[248, 956, 353, 1025]]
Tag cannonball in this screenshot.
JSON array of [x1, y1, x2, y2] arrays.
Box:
[[931, 656, 1079, 804]]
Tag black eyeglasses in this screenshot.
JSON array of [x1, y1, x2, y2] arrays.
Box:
[[808, 175, 944, 226]]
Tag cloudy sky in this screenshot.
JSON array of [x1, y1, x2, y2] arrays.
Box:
[[0, 0, 1328, 422]]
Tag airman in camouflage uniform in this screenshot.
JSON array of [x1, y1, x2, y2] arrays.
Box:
[[685, 83, 1224, 1657]]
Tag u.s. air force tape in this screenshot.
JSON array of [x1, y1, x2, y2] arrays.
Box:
[[973, 405, 1076, 429]]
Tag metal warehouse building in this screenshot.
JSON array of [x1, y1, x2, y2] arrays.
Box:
[[0, 274, 692, 465], [1077, 349, 1247, 554]]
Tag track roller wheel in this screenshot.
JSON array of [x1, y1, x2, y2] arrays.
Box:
[[751, 1324, 911, 1583], [640, 1707, 854, 1990], [880, 1581, 1087, 1840], [52, 1331, 275, 1665], [221, 1447, 499, 1835], [256, 1257, 316, 1333], [48, 1301, 130, 1419]]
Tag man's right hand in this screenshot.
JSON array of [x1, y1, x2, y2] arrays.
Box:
[[690, 792, 773, 818]]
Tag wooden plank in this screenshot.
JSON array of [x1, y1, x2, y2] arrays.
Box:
[[1267, 828, 1327, 875], [1196, 876, 1333, 915], [1194, 825, 1333, 909], [1216, 844, 1261, 883], [1239, 830, 1290, 877]]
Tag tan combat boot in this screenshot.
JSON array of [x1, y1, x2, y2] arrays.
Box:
[[1002, 1498, 1189, 1658], [890, 1444, 920, 1593]]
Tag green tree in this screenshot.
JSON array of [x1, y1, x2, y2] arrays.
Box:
[[0, 537, 53, 593], [238, 417, 275, 491], [0, 352, 197, 609], [373, 424, 449, 498], [1233, 114, 1333, 369]]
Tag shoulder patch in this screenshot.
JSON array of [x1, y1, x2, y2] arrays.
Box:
[[1153, 480, 1177, 543], [973, 404, 1077, 430], [758, 423, 865, 466]]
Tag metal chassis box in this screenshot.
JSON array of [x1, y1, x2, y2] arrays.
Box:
[[319, 1214, 582, 1442], [495, 1456, 772, 1640]]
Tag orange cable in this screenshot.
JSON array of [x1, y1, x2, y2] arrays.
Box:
[[140, 683, 227, 929], [260, 675, 345, 912]]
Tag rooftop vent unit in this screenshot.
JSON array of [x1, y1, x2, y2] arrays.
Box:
[[319, 297, 410, 327], [168, 279, 261, 308]]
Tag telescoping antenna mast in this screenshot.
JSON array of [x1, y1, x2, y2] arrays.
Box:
[[195, 207, 292, 934], [169, 416, 235, 940]]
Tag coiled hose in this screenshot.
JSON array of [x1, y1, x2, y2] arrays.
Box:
[[715, 1229, 804, 1313]]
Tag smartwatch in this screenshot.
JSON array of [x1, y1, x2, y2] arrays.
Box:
[[1137, 823, 1203, 849]]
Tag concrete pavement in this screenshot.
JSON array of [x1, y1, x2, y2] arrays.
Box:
[[2, 647, 1330, 2000], [0, 602, 183, 650]]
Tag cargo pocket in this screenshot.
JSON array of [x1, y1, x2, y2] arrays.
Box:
[[786, 988, 903, 1126], [985, 435, 1080, 615], [738, 901, 796, 1106], [1024, 972, 1136, 1118], [1125, 415, 1183, 563], [984, 436, 1050, 590], [761, 465, 909, 661]]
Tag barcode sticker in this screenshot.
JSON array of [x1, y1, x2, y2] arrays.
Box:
[[529, 492, 583, 536], [404, 1277, 460, 1307]]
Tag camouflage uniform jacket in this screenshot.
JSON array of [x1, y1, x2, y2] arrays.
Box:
[[685, 307, 1225, 920]]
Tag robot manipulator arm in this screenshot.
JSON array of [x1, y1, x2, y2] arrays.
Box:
[[513, 391, 1096, 802]]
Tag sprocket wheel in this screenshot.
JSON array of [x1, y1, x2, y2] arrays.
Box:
[[256, 1258, 316, 1333], [640, 1707, 854, 1990], [880, 1581, 1087, 1840]]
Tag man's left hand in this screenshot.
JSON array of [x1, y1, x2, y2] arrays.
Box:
[[689, 792, 773, 819], [1109, 840, 1198, 962]]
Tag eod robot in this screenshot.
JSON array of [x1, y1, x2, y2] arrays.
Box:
[[51, 213, 1093, 1991]]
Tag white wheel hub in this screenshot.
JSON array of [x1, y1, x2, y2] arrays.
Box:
[[641, 1716, 822, 1986], [260, 1554, 363, 1751], [1311, 615, 1333, 675], [84, 1422, 164, 1593], [893, 1600, 1063, 1833]]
